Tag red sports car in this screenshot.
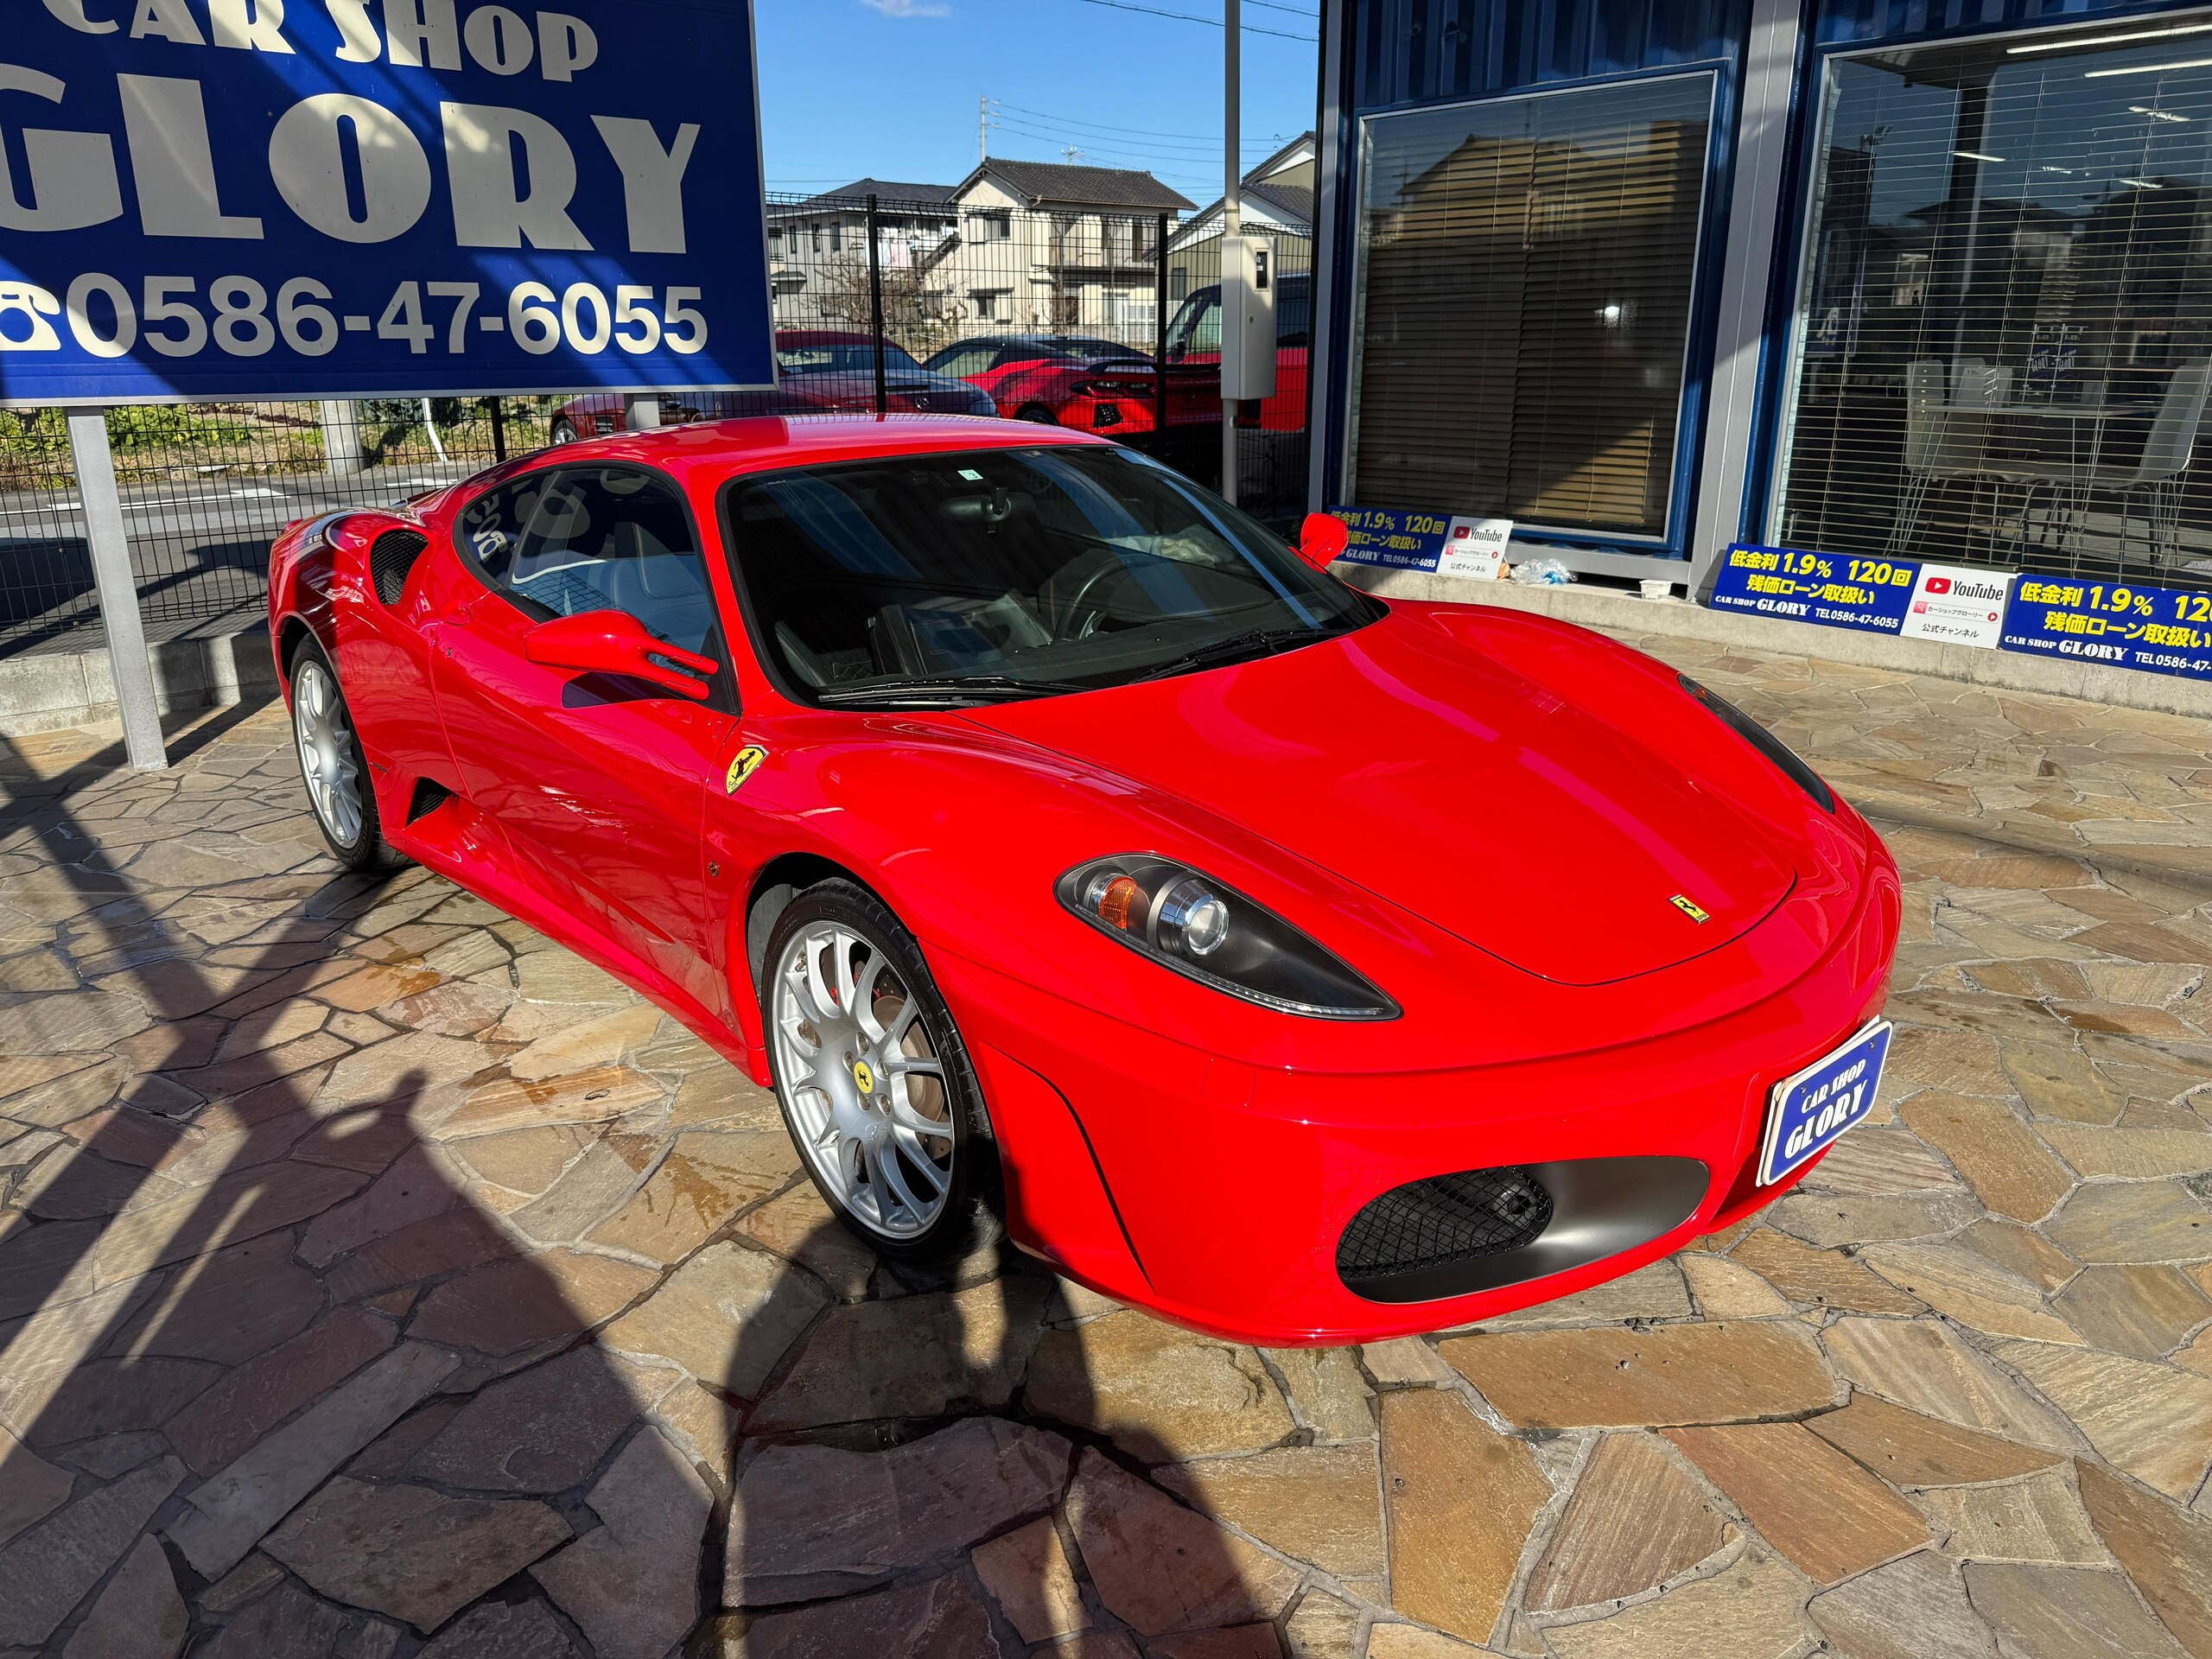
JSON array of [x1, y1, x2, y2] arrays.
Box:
[[920, 334, 1157, 430], [268, 416, 1900, 1345]]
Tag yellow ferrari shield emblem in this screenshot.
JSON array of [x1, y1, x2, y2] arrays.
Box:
[[1669, 894, 1713, 925], [725, 746, 767, 794], [852, 1060, 875, 1095]]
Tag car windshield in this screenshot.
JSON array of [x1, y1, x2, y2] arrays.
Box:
[[779, 341, 926, 376], [722, 446, 1380, 705]]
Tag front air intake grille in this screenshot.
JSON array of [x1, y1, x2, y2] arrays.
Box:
[[369, 530, 429, 606], [1338, 1166, 1554, 1288]]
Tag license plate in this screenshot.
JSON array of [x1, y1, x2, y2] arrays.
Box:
[[1758, 1019, 1892, 1185]]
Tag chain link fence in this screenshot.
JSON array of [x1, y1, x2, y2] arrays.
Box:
[[0, 194, 1313, 658]]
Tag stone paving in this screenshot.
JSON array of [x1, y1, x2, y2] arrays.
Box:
[[0, 632, 2208, 1659]]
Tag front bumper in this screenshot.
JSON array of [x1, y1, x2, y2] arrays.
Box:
[[934, 867, 1898, 1347]]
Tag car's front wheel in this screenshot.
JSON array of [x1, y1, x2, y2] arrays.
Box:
[[288, 638, 404, 873], [550, 417, 581, 445], [763, 880, 997, 1259]]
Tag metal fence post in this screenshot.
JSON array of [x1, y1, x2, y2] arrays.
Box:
[[489, 397, 508, 463], [1222, 0, 1242, 505], [1154, 212, 1170, 441], [67, 409, 167, 770], [867, 194, 889, 419]]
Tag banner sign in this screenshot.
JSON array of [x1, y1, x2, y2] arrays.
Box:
[[1716, 543, 2212, 681], [1, 0, 772, 404], [1713, 545, 2015, 648], [2000, 576, 2212, 680], [1711, 544, 1922, 634], [1332, 507, 1513, 581]]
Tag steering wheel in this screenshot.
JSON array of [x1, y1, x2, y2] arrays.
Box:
[[1055, 560, 1132, 641]]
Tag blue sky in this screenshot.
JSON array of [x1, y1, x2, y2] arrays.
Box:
[[752, 0, 1321, 204]]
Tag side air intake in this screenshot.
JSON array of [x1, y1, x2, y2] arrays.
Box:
[[405, 779, 454, 825], [370, 530, 429, 607]]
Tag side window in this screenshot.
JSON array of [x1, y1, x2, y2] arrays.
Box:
[[935, 344, 994, 378], [1277, 274, 1312, 349], [467, 466, 721, 657], [455, 475, 546, 586], [1166, 288, 1222, 359]]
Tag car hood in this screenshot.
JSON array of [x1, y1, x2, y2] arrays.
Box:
[[966, 609, 1803, 986]]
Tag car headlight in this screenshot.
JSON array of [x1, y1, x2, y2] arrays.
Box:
[[1678, 675, 1835, 812], [1058, 855, 1396, 1020]]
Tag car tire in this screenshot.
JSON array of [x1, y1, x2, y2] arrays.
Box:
[[550, 418, 581, 445], [762, 879, 1001, 1261], [1016, 404, 1058, 425], [287, 637, 405, 874]]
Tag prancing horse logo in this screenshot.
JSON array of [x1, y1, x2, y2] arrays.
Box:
[[1669, 894, 1713, 925], [725, 746, 768, 794]]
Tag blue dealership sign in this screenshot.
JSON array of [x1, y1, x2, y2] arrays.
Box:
[[2000, 576, 2212, 681], [1331, 506, 1456, 571], [1710, 543, 1922, 635], [1, 0, 771, 403]]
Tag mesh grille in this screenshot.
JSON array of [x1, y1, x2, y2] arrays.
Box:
[[369, 530, 429, 606], [1337, 1167, 1554, 1287]]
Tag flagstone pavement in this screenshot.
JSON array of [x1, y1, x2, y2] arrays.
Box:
[[1, 632, 2209, 1659]]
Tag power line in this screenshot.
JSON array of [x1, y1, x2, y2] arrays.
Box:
[[992, 118, 1249, 161], [1065, 0, 1316, 43], [993, 99, 1300, 149]]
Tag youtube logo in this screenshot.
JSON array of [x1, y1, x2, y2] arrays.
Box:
[[1927, 577, 1953, 595]]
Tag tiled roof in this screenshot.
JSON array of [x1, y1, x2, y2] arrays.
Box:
[[781, 179, 962, 213], [967, 160, 1197, 213], [1245, 181, 1314, 227]]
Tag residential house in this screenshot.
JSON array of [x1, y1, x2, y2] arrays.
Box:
[[931, 161, 1197, 348], [766, 181, 962, 337]]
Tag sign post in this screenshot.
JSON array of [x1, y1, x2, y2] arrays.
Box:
[[3, 0, 777, 766], [65, 410, 165, 769]]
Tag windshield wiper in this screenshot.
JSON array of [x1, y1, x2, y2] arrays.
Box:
[[1135, 626, 1335, 683], [813, 673, 1096, 708]]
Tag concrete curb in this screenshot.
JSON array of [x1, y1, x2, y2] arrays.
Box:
[[0, 626, 279, 738], [1339, 568, 2212, 721]]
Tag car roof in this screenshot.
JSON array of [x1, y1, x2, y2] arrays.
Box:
[[484, 416, 1117, 495]]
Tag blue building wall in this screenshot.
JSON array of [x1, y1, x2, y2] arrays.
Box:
[[1813, 0, 2182, 47], [1350, 0, 1748, 109], [1319, 0, 2200, 561]]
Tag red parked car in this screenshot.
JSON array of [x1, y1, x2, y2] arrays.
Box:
[[1010, 275, 1313, 442], [921, 334, 1155, 428], [269, 416, 1899, 1345], [548, 331, 995, 442]]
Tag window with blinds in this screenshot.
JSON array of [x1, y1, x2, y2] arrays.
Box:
[[1772, 12, 2212, 588], [1344, 74, 1716, 542]]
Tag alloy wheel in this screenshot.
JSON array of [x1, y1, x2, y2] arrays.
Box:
[[293, 658, 364, 850], [771, 919, 957, 1241]]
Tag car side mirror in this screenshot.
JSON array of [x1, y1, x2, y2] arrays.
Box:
[[1296, 512, 1350, 571], [523, 609, 715, 701]]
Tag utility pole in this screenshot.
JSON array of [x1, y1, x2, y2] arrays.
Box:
[[1222, 0, 1241, 506], [980, 95, 988, 162]]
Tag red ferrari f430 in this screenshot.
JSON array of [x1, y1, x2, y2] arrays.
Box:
[[269, 416, 1900, 1344]]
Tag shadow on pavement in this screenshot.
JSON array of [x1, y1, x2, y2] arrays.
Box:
[[0, 717, 1285, 1658]]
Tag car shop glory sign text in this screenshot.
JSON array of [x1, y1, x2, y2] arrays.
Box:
[[1, 0, 772, 402]]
